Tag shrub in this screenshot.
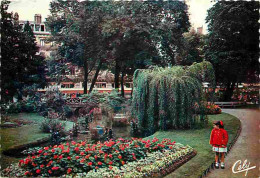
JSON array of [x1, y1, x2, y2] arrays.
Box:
[[40, 118, 66, 136], [205, 103, 222, 114]]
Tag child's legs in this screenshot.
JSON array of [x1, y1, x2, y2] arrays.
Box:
[[215, 152, 219, 162], [220, 152, 225, 162]]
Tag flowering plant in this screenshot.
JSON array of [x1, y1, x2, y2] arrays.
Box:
[[205, 103, 221, 114], [19, 137, 189, 177]]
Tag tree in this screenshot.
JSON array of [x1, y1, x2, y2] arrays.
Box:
[[205, 1, 259, 101], [179, 29, 205, 65], [1, 0, 46, 102], [46, 1, 190, 95], [132, 61, 215, 136]]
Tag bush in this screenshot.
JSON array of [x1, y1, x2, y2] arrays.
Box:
[[40, 118, 66, 136], [205, 103, 221, 115], [113, 118, 129, 127]]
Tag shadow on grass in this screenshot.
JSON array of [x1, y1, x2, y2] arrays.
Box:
[[145, 113, 241, 178]]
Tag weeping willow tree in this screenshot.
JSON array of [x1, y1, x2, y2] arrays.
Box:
[[132, 61, 215, 136]]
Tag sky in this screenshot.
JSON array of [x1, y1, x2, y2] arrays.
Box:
[[8, 0, 215, 33]]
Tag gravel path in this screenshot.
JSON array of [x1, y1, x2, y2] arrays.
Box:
[[206, 108, 260, 178]]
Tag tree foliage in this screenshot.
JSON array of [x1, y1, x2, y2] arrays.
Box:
[[46, 1, 190, 94], [132, 61, 215, 136], [1, 0, 46, 102], [205, 1, 259, 101]]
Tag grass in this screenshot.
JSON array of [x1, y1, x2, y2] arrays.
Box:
[[145, 113, 241, 178], [0, 113, 74, 169]]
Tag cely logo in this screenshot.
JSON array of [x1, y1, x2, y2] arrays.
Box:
[[232, 159, 256, 176]]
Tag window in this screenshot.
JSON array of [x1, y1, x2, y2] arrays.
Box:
[[96, 83, 106, 88], [40, 39, 45, 46], [30, 24, 34, 31], [125, 83, 133, 88], [35, 24, 40, 31], [41, 25, 45, 31]]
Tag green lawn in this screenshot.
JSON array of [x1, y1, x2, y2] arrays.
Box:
[[145, 113, 241, 178]]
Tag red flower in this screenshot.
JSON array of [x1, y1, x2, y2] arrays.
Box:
[[94, 155, 98, 159], [67, 168, 72, 174], [109, 166, 113, 170], [24, 171, 30, 176], [121, 161, 125, 165], [71, 141, 76, 145], [25, 158, 31, 165], [98, 161, 102, 165], [80, 151, 85, 155], [99, 150, 104, 154], [95, 166, 99, 169], [67, 156, 71, 160], [38, 150, 43, 154], [109, 154, 113, 158], [85, 155, 90, 159], [52, 166, 59, 171], [51, 149, 55, 153], [59, 155, 63, 159], [118, 155, 122, 159], [44, 153, 48, 156], [109, 161, 113, 165], [88, 162, 93, 166], [75, 156, 80, 159], [74, 147, 79, 152], [80, 159, 85, 163], [133, 156, 136, 160], [48, 170, 52, 174], [53, 155, 58, 159], [40, 165, 44, 168], [19, 160, 24, 165], [44, 147, 49, 150], [36, 169, 41, 174]]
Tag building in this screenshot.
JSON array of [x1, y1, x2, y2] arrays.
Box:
[[15, 13, 133, 97], [14, 13, 55, 57]]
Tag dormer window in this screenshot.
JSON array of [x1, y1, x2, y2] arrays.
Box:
[[41, 25, 45, 31]]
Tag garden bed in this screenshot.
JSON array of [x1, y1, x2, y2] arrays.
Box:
[[16, 138, 195, 177]]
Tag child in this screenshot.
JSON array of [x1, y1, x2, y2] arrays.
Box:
[[209, 120, 228, 169]]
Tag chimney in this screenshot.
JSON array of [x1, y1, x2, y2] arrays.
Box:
[[197, 26, 203, 34], [14, 12, 19, 26], [34, 14, 42, 24]]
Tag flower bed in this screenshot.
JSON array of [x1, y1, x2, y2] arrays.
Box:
[[205, 103, 222, 114], [18, 138, 195, 177]]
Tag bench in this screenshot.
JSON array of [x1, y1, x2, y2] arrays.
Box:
[[214, 102, 246, 108]]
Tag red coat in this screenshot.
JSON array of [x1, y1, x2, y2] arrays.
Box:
[[209, 128, 228, 147]]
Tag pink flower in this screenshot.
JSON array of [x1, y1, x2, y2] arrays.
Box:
[[36, 169, 41, 174]]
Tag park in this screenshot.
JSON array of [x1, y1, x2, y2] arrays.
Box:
[[1, 1, 259, 177]]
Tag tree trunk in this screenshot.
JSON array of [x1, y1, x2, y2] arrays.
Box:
[[223, 82, 235, 101], [121, 70, 125, 97], [89, 60, 103, 94], [83, 58, 89, 94], [114, 59, 120, 89]]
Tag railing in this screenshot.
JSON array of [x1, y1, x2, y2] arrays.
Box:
[[214, 102, 246, 108]]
